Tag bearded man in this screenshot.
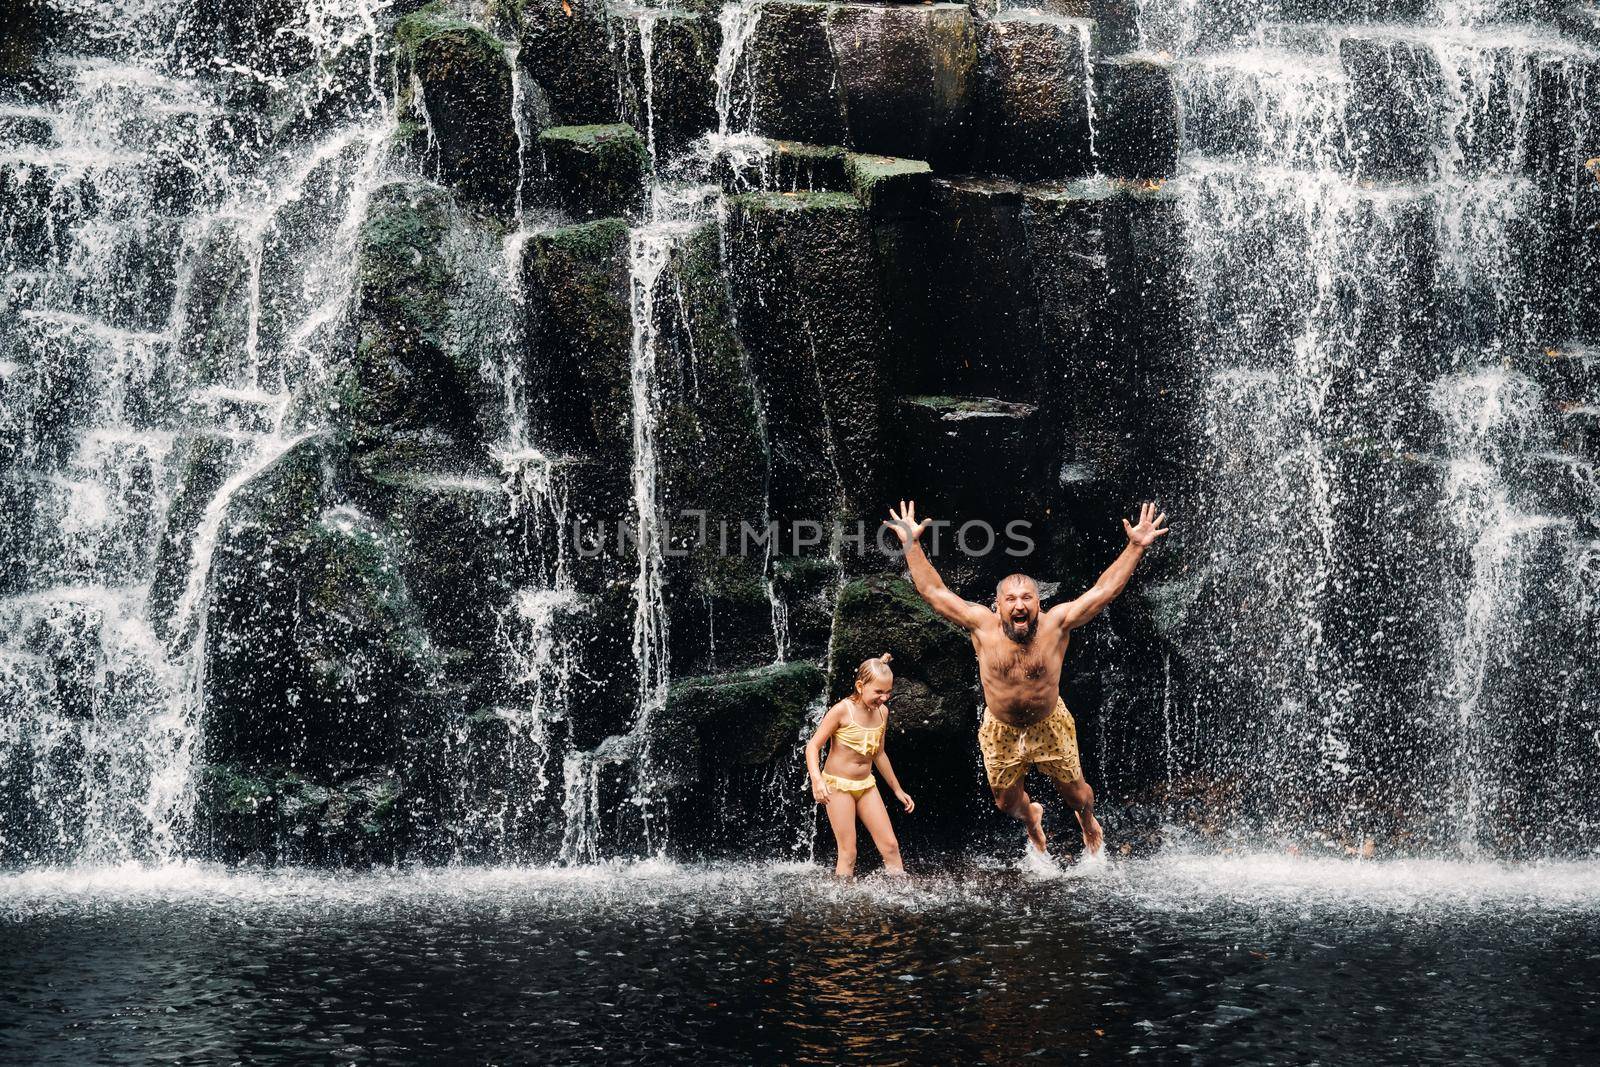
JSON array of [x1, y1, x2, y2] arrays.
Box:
[[887, 500, 1170, 855]]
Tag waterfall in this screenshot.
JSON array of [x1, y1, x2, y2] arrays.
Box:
[[1166, 12, 1600, 849], [0, 0, 393, 864]]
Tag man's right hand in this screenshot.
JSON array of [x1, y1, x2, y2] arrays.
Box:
[[887, 500, 932, 546]]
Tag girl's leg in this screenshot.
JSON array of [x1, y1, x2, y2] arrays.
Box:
[[824, 790, 860, 877], [854, 788, 905, 876]]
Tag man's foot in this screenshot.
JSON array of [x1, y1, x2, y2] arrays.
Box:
[[1025, 801, 1047, 854], [1078, 810, 1104, 856]]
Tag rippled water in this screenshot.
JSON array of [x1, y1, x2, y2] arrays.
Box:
[[3, 852, 1598, 1064]]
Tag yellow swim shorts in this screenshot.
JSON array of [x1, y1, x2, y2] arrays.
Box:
[[977, 696, 1083, 791], [821, 771, 876, 797]]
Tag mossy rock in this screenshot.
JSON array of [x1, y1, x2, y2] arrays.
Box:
[[395, 4, 519, 215], [195, 762, 408, 865], [345, 181, 504, 477], [826, 573, 977, 737], [509, 0, 620, 128], [653, 661, 825, 788], [723, 189, 890, 538], [845, 153, 932, 219], [202, 436, 440, 778], [536, 123, 649, 220], [523, 217, 633, 464]]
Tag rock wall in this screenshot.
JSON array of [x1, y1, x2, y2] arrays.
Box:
[[2, 0, 1598, 866]]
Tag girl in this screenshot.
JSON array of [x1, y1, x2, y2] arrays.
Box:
[[805, 653, 915, 878]]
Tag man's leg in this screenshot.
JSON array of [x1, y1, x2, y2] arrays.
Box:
[[1053, 777, 1103, 855], [992, 781, 1047, 853]]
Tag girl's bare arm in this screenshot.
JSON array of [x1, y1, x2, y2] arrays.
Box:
[[873, 746, 915, 812]]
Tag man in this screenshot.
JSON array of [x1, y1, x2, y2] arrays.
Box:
[[886, 500, 1169, 856]]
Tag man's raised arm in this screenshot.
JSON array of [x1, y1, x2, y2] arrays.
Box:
[[887, 501, 992, 631], [1052, 502, 1170, 631]]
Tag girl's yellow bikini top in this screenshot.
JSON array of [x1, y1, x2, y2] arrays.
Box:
[[835, 705, 885, 758]]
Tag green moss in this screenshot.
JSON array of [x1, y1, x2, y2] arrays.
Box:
[[539, 122, 643, 147], [844, 152, 931, 216], [771, 140, 847, 165], [729, 189, 863, 214], [536, 217, 631, 258], [538, 125, 649, 219], [395, 2, 497, 55], [827, 574, 976, 735], [900, 394, 1038, 418], [197, 762, 407, 861], [662, 661, 825, 766]]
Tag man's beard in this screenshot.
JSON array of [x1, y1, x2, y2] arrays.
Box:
[[1002, 615, 1036, 644]]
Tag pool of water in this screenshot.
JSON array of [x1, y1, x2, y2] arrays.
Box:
[[3, 849, 1598, 1064]]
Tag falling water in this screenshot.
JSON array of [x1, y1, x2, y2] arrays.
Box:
[[0, 0, 394, 863], [1164, 8, 1600, 850]]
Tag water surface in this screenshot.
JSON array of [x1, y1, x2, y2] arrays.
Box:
[[4, 851, 1598, 1064]]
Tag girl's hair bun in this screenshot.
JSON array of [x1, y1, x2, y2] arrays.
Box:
[[879, 652, 893, 664], [854, 653, 894, 687]]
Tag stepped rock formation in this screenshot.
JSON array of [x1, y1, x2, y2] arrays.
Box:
[[1, 0, 1598, 866]]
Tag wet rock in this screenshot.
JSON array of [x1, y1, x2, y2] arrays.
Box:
[[614, 9, 718, 161], [847, 152, 934, 378], [747, 0, 845, 147], [396, 4, 519, 216], [826, 573, 976, 739], [0, 161, 92, 274], [508, 0, 621, 127], [379, 478, 516, 674], [655, 224, 773, 673], [828, 2, 977, 168], [749, 1, 977, 168], [1022, 181, 1111, 428], [1340, 34, 1439, 182], [921, 177, 1042, 401], [1557, 3, 1600, 46], [770, 555, 841, 659], [1102, 180, 1190, 447], [148, 432, 253, 641], [0, 0, 42, 81], [177, 219, 254, 389], [1515, 449, 1598, 518], [724, 190, 889, 540], [1558, 403, 1600, 462], [343, 181, 500, 478], [195, 762, 409, 865], [1340, 33, 1532, 183], [523, 217, 633, 472], [894, 395, 1045, 529], [536, 123, 649, 220], [733, 140, 848, 193], [844, 152, 931, 219], [175, 0, 310, 77], [202, 436, 439, 778], [977, 12, 1094, 181], [653, 661, 825, 789], [1094, 55, 1179, 181]]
